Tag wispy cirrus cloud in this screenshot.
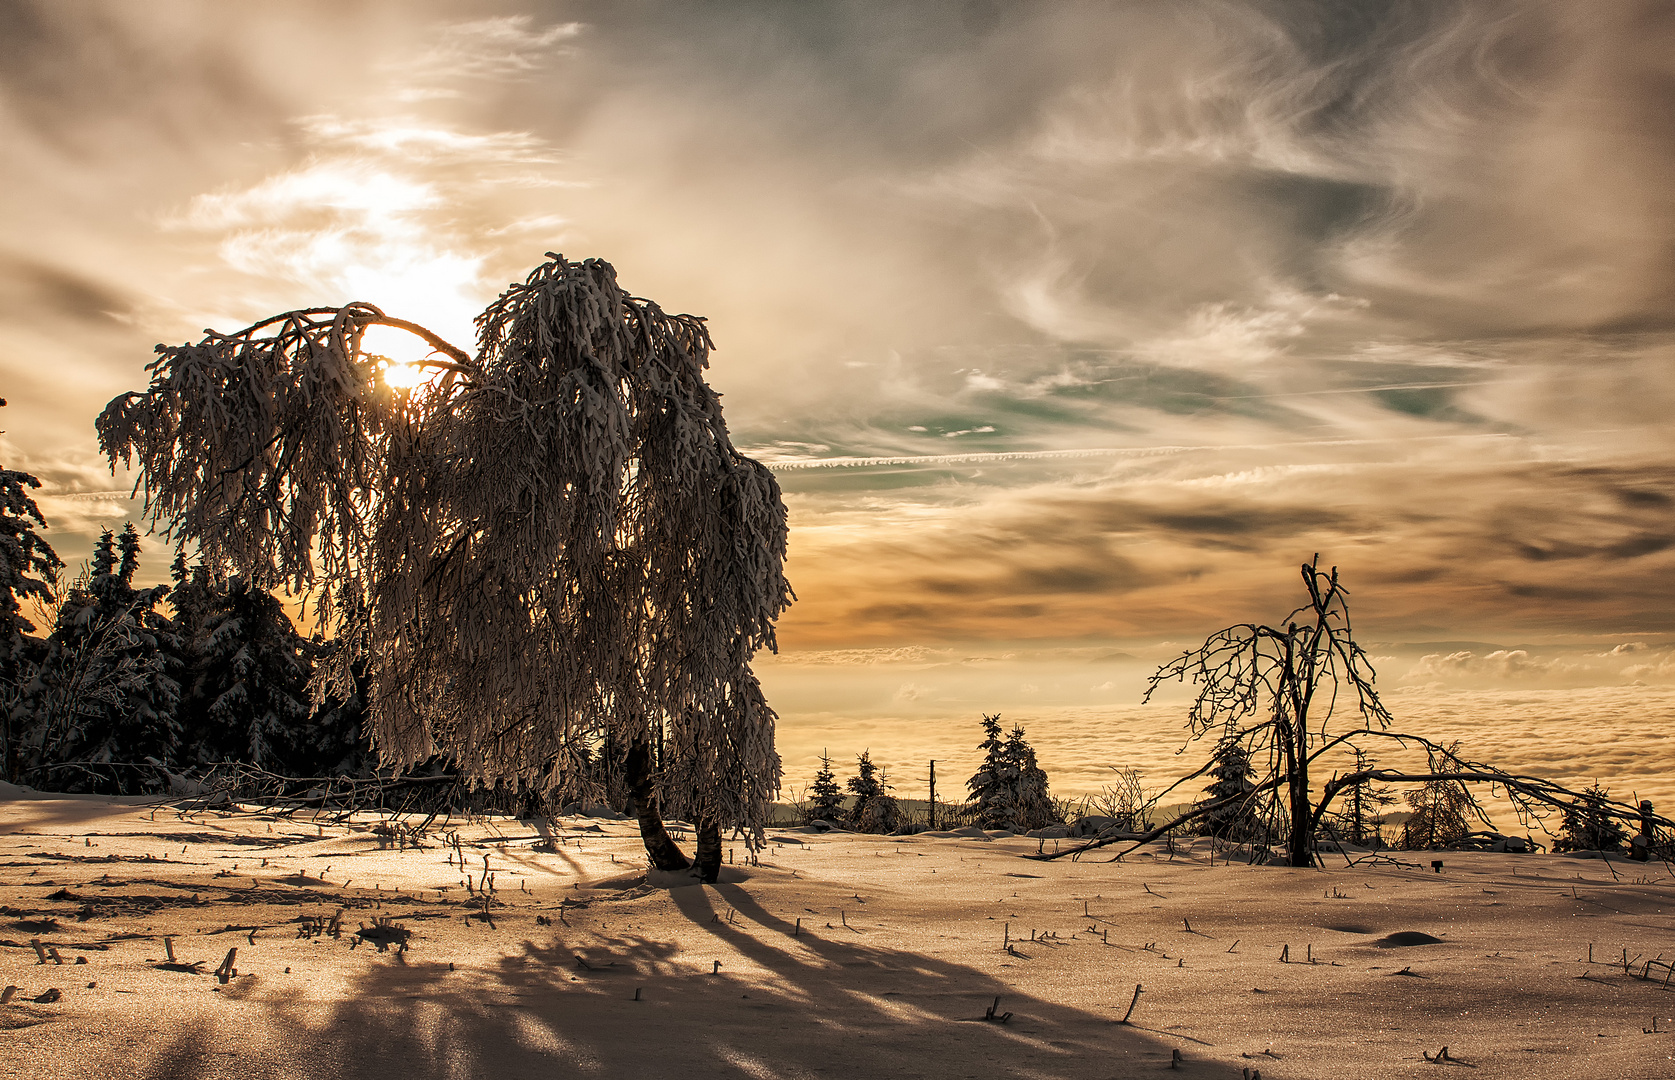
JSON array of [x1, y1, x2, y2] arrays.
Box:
[[5, 0, 1675, 684], [387, 15, 582, 97]]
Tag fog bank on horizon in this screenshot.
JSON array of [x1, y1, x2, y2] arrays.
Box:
[[762, 641, 1675, 818]]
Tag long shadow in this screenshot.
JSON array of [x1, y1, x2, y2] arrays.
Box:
[[126, 878, 1190, 1079]]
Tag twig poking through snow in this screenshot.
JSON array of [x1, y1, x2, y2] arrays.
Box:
[[1120, 983, 1144, 1024]]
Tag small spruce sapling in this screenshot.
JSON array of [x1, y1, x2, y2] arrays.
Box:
[[805, 749, 845, 824], [1199, 739, 1260, 840], [965, 714, 1060, 831], [1004, 724, 1058, 831], [1554, 783, 1628, 853], [967, 714, 1017, 830], [846, 751, 901, 833]]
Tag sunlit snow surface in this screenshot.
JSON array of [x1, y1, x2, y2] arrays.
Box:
[[1, 793, 1670, 1079]]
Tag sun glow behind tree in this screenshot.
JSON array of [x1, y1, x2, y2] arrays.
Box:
[[98, 255, 793, 882], [360, 324, 448, 391]]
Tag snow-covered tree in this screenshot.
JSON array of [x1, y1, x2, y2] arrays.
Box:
[[0, 462, 63, 776], [845, 751, 901, 833], [805, 749, 845, 824], [1554, 783, 1628, 852], [966, 714, 1015, 829], [15, 528, 180, 790], [163, 554, 369, 778], [1147, 557, 1392, 866], [1004, 724, 1057, 830], [965, 714, 1059, 831], [1198, 738, 1260, 839], [98, 255, 792, 881], [182, 577, 312, 772]]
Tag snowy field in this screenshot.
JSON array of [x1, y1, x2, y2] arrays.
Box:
[[3, 789, 1673, 1079]]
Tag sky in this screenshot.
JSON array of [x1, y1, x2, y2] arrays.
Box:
[[4, 1, 1675, 798]]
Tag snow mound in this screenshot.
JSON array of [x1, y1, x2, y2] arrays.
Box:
[[1374, 931, 1445, 948]]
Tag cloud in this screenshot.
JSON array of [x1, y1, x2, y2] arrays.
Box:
[[388, 16, 581, 94], [1407, 649, 1538, 681], [774, 443, 1675, 647], [160, 108, 576, 350], [10, 0, 1675, 816], [0, 253, 135, 325], [5, 0, 1675, 655]]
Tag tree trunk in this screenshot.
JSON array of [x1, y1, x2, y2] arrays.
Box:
[[625, 737, 689, 871], [695, 816, 722, 883], [1288, 721, 1313, 868]]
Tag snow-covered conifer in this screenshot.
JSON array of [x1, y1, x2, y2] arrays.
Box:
[[1199, 739, 1260, 839], [845, 751, 901, 833], [116, 523, 142, 585], [1554, 783, 1628, 852], [0, 465, 63, 776], [966, 714, 1017, 830], [805, 750, 845, 823], [1004, 724, 1058, 831], [16, 530, 179, 790], [965, 715, 1058, 830], [185, 577, 311, 771]]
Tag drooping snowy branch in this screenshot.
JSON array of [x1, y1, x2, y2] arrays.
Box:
[[98, 255, 793, 845]]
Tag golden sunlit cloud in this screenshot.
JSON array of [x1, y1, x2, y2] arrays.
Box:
[[179, 154, 490, 352], [6, 1, 1675, 800]]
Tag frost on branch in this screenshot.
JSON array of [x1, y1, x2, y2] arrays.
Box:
[[97, 255, 793, 848]]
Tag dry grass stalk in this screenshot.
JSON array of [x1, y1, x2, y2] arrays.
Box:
[[1120, 983, 1144, 1024]]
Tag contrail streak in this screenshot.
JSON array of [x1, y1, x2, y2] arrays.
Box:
[[759, 433, 1518, 471]]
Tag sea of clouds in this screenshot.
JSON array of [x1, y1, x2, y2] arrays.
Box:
[[762, 644, 1675, 828]]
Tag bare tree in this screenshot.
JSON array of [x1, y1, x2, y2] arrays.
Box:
[[1039, 726, 1675, 865], [1031, 555, 1675, 864], [1325, 745, 1397, 847], [1082, 767, 1158, 833], [1144, 556, 1389, 866], [97, 255, 793, 881]]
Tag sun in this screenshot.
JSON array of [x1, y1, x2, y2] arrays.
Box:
[[361, 323, 441, 390]]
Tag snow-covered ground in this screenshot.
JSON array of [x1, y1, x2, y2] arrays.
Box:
[[2, 789, 1671, 1079]]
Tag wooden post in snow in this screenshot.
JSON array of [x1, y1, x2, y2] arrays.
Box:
[[928, 761, 937, 830], [1632, 800, 1655, 862]]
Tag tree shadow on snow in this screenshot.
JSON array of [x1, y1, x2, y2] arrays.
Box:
[[132, 880, 1188, 1080]]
